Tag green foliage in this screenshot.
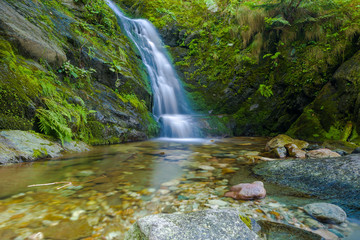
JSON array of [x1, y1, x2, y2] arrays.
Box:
[[58, 61, 96, 88], [36, 97, 96, 145], [258, 84, 273, 98], [83, 0, 119, 36], [37, 107, 73, 145], [239, 215, 252, 230]]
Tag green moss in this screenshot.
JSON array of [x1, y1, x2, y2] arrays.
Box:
[[87, 121, 105, 143], [0, 114, 33, 131], [32, 147, 48, 159], [239, 215, 252, 230]]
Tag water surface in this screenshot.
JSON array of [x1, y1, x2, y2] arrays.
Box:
[[0, 137, 358, 239]]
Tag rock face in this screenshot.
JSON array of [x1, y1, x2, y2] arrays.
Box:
[[0, 0, 157, 150], [306, 149, 341, 158], [0, 0, 66, 66], [225, 181, 266, 200], [0, 130, 89, 164], [125, 209, 260, 240], [265, 134, 309, 152], [287, 50, 360, 145], [253, 154, 360, 217], [304, 203, 347, 224]]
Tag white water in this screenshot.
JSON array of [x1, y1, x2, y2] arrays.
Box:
[[106, 1, 200, 138]]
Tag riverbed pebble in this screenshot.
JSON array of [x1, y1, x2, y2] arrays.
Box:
[[225, 181, 266, 200]]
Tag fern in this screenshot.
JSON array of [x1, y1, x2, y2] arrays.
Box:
[[37, 108, 72, 145]]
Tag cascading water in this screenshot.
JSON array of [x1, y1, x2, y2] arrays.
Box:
[[106, 0, 200, 139]]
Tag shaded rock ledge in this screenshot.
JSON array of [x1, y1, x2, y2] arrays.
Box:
[[0, 130, 89, 165]]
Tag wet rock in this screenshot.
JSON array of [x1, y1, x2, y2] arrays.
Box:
[[304, 203, 347, 224], [305, 144, 322, 151], [265, 134, 309, 152], [306, 149, 341, 158], [285, 144, 306, 158], [253, 155, 360, 217], [271, 147, 287, 158], [257, 220, 322, 240], [125, 209, 260, 240], [225, 181, 266, 200], [328, 229, 344, 238], [313, 229, 339, 240], [352, 147, 360, 154], [334, 149, 348, 156], [63, 141, 90, 153], [0, 1, 66, 66]]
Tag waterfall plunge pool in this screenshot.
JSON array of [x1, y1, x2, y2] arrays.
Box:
[[0, 137, 359, 239]]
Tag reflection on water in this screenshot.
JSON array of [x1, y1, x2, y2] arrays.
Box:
[[0, 137, 358, 239]]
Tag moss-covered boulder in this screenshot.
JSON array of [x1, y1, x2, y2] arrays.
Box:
[[265, 134, 309, 151], [287, 50, 360, 145]]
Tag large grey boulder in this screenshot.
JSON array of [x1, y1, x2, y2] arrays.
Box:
[[253, 155, 360, 217], [0, 0, 66, 66], [125, 209, 260, 240], [304, 203, 347, 224]]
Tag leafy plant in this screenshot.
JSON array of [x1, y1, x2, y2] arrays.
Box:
[[37, 107, 72, 145], [258, 84, 273, 98], [58, 61, 96, 88]]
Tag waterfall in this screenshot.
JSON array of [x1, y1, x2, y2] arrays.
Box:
[[106, 0, 200, 138]]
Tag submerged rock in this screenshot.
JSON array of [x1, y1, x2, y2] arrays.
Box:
[[265, 134, 308, 152], [306, 149, 341, 158], [125, 209, 260, 240], [225, 181, 266, 200], [257, 220, 322, 240], [304, 203, 347, 224]]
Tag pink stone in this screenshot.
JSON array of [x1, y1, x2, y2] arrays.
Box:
[[225, 181, 266, 200], [306, 149, 341, 158]]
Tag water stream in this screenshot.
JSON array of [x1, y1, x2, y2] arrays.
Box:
[[106, 0, 200, 138], [0, 138, 358, 239]]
